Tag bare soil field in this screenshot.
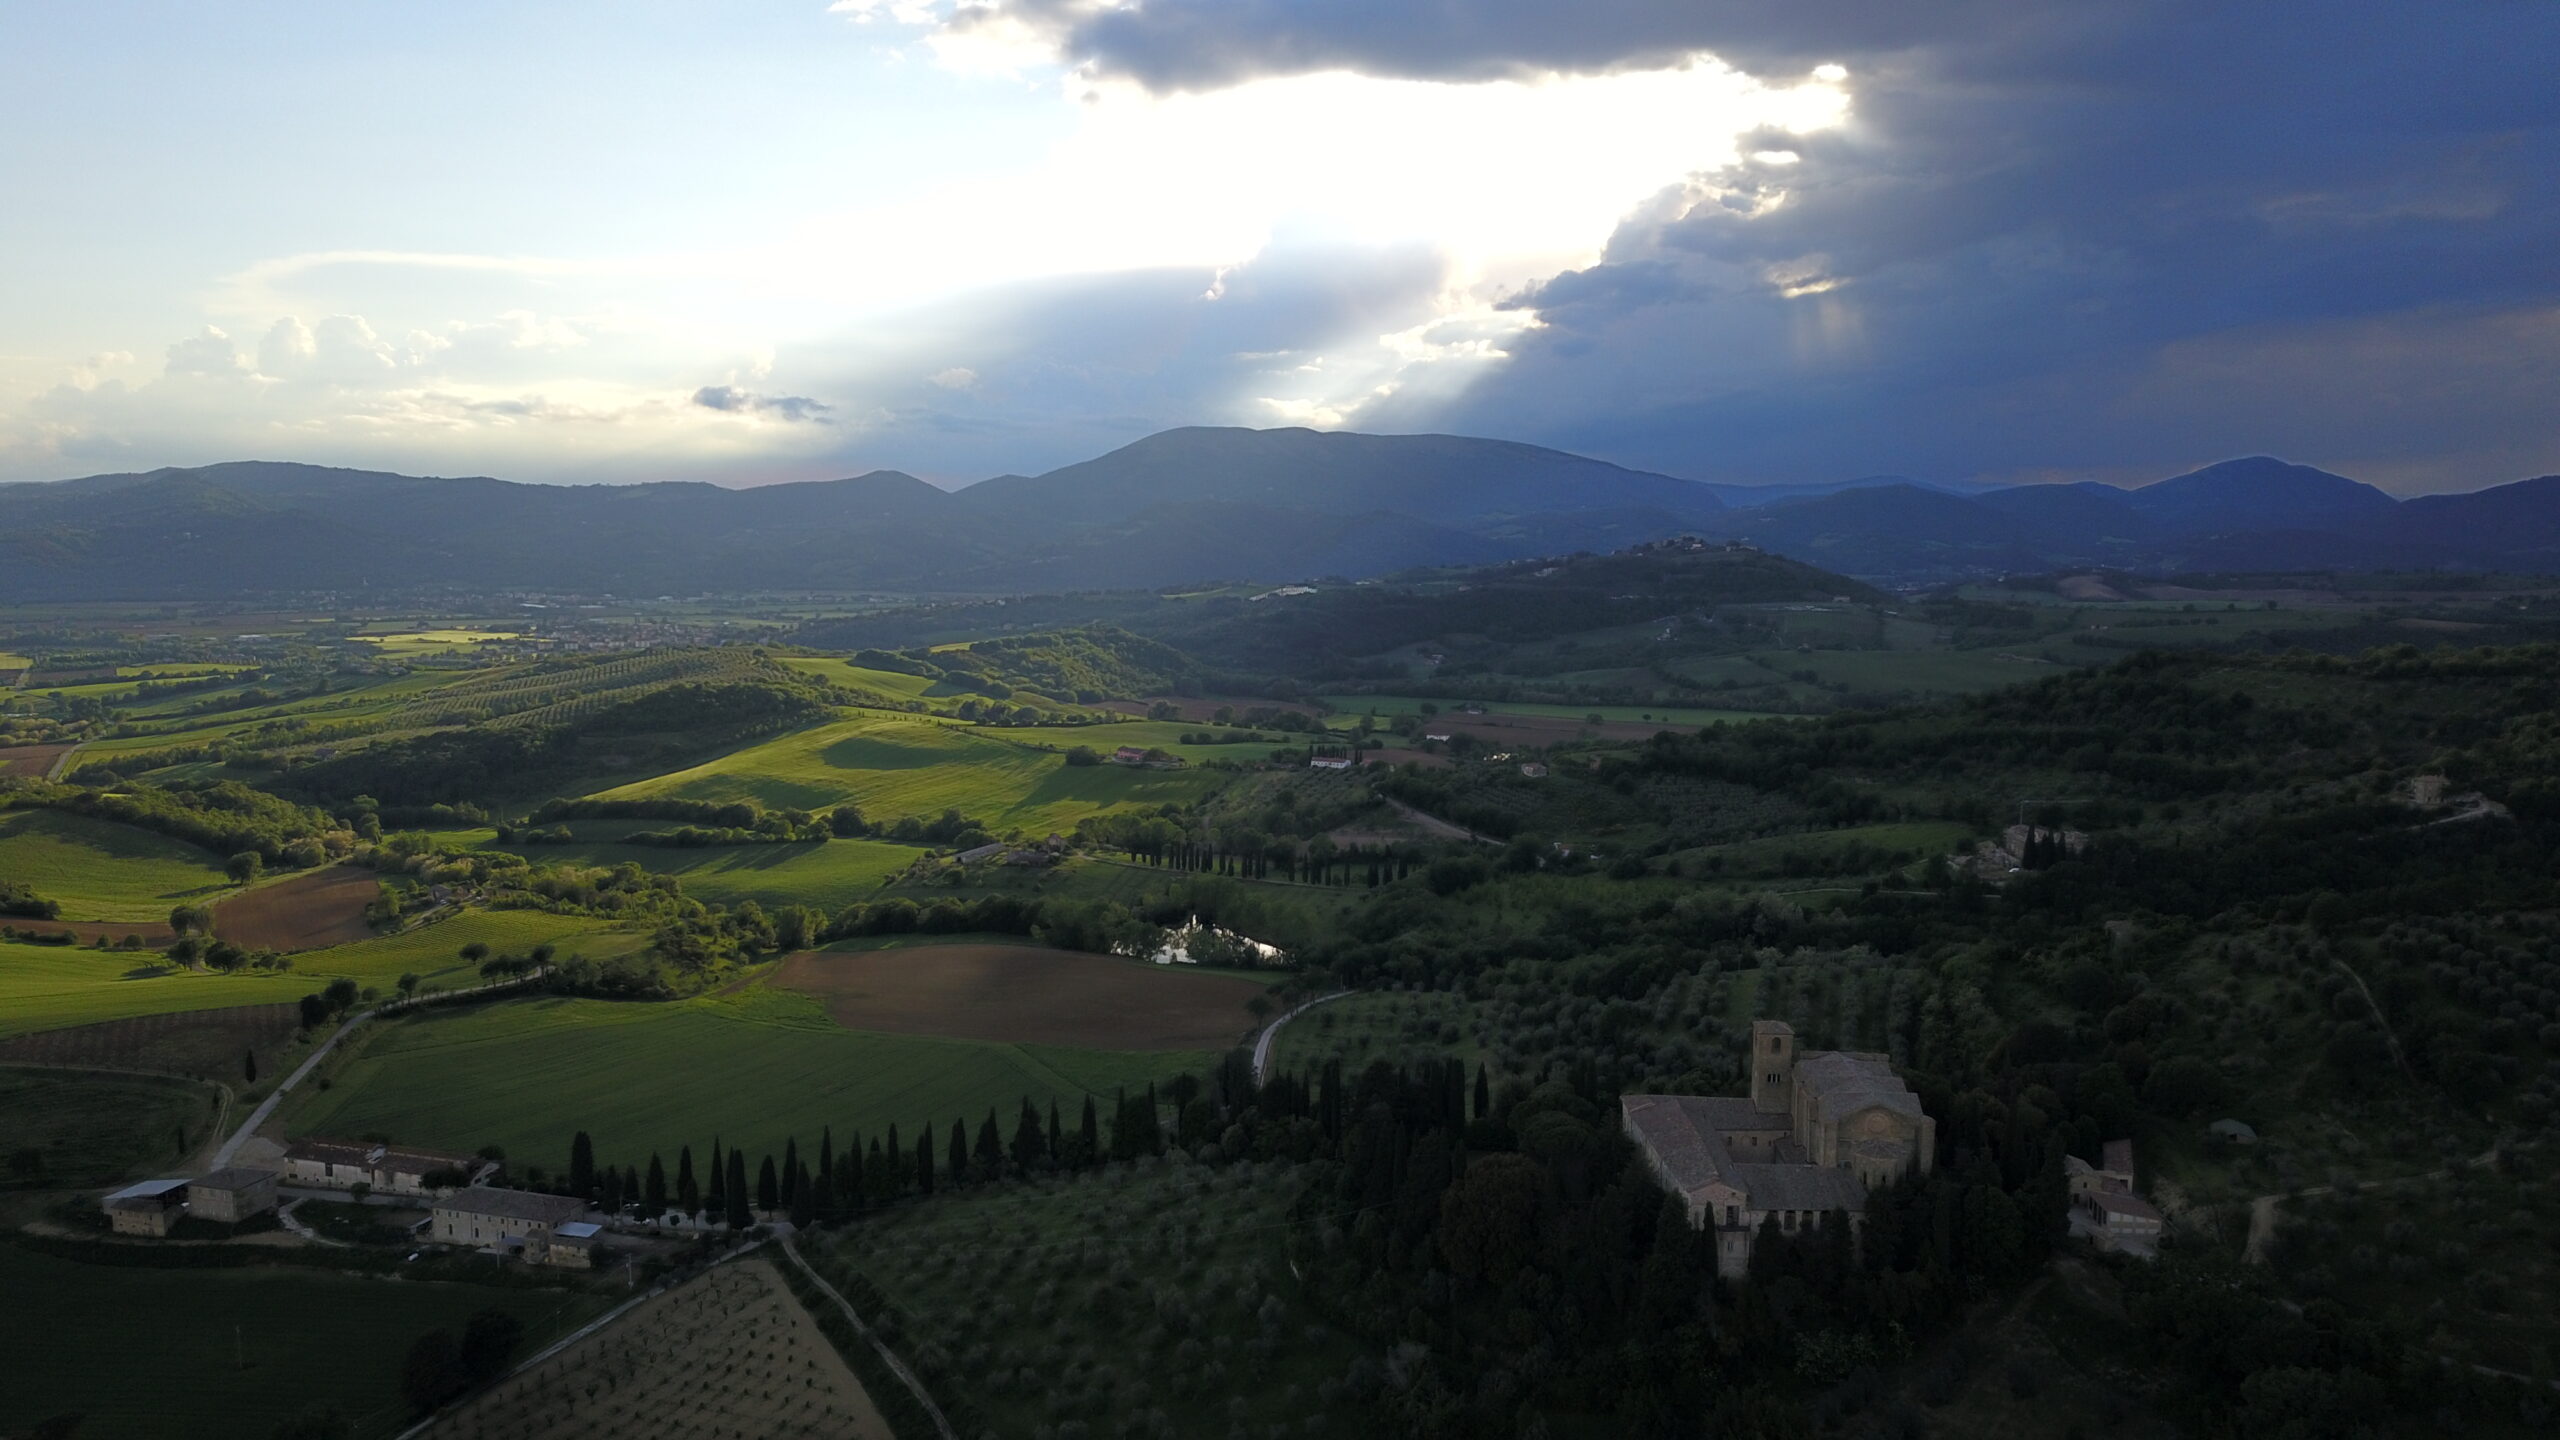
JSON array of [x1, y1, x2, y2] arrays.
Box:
[[773, 942, 1267, 1050], [0, 743, 74, 778], [426, 1256, 889, 1440], [2, 918, 177, 945], [212, 866, 380, 951], [0, 1002, 299, 1081], [1361, 746, 1452, 769]]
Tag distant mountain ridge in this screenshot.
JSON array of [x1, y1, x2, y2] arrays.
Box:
[[2, 430, 2555, 598]]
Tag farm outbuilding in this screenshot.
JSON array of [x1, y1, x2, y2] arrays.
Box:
[[547, 1220, 604, 1268], [103, 1178, 190, 1237], [188, 1167, 279, 1223], [284, 1136, 485, 1196]]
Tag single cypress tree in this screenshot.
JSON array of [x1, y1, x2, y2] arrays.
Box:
[[783, 1137, 799, 1192], [844, 1132, 865, 1211], [1142, 1083, 1165, 1156], [789, 1162, 815, 1228], [568, 1131, 595, 1198], [948, 1119, 968, 1185], [243, 1047, 257, 1084], [975, 1108, 1003, 1175], [707, 1138, 726, 1215], [1110, 1087, 1134, 1162], [865, 1136, 890, 1204], [1047, 1100, 1064, 1163], [817, 1128, 834, 1195], [724, 1149, 751, 1230], [677, 1146, 699, 1217], [644, 1153, 668, 1218], [813, 1154, 835, 1222], [600, 1167, 622, 1214], [1011, 1096, 1045, 1170], [915, 1124, 935, 1196], [1078, 1094, 1100, 1168], [885, 1124, 901, 1193], [757, 1155, 779, 1213]]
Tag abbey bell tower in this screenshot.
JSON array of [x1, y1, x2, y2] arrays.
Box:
[[1749, 1019, 1796, 1115]]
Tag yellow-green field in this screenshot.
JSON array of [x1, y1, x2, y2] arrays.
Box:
[[287, 986, 1215, 1164], [775, 656, 943, 700], [596, 713, 1228, 834], [0, 911, 640, 1036], [481, 831, 921, 910], [0, 809, 234, 920], [348, 626, 525, 655], [0, 940, 303, 1037]]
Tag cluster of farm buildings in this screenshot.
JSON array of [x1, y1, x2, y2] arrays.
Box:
[[102, 1137, 607, 1267]]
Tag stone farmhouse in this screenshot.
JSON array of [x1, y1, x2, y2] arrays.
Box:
[[188, 1167, 280, 1223], [432, 1186, 589, 1263], [284, 1137, 486, 1196], [1623, 1020, 1937, 1278]]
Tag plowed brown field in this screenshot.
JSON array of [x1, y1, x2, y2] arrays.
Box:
[[0, 1002, 299, 1080], [0, 744, 73, 779], [773, 942, 1266, 1050], [212, 867, 379, 951]]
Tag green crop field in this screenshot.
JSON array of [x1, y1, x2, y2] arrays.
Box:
[[774, 656, 941, 701], [0, 940, 306, 1037], [480, 832, 919, 910], [596, 713, 1228, 834], [0, 1245, 605, 1440], [1316, 695, 1779, 725], [288, 909, 647, 990], [0, 809, 234, 919], [0, 1067, 219, 1188], [288, 987, 1217, 1170], [1003, 718, 1291, 761]]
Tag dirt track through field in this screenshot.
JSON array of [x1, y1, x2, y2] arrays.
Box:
[[212, 867, 379, 951], [772, 943, 1266, 1050]]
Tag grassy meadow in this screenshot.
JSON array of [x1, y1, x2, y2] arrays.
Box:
[[0, 809, 234, 920], [0, 1067, 219, 1188], [596, 713, 1228, 834], [0, 1246, 606, 1440], [286, 986, 1220, 1169]]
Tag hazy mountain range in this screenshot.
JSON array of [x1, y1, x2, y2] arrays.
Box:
[[3, 428, 2554, 599]]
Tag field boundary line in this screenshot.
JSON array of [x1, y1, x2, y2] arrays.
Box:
[[41, 742, 80, 780], [779, 1232, 960, 1440], [1254, 990, 1352, 1085], [388, 1237, 773, 1440]]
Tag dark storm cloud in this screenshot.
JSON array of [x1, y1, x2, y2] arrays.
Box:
[[986, 0, 2560, 489], [691, 385, 834, 422]]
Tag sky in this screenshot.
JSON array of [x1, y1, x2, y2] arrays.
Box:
[[2, 1, 2553, 494]]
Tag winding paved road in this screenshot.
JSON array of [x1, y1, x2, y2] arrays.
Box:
[[1252, 990, 1352, 1085]]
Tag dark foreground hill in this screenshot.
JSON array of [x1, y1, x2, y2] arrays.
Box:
[[2, 431, 2555, 597]]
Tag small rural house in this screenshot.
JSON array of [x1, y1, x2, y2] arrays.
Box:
[[547, 1220, 604, 1268], [2075, 1190, 2165, 1256], [285, 1137, 484, 1196], [432, 1187, 589, 1262], [1111, 746, 1149, 765], [954, 841, 1005, 865], [189, 1167, 280, 1223], [103, 1178, 190, 1237]]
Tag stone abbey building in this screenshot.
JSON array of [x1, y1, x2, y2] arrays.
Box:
[[1621, 1020, 1937, 1277]]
